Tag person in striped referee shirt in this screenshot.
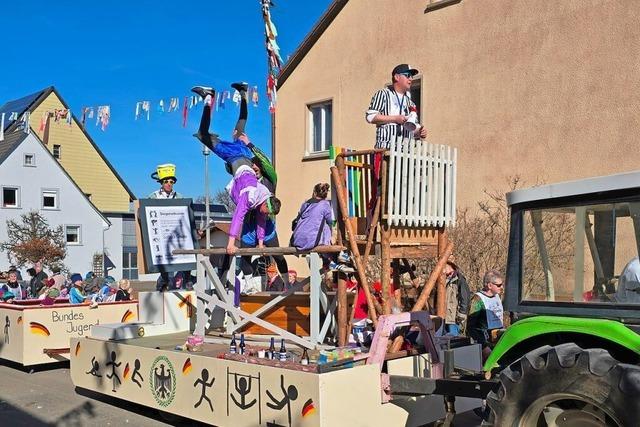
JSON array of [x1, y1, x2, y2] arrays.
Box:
[[366, 63, 428, 149]]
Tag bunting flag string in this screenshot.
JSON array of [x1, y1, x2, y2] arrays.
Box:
[[0, 80, 262, 134], [260, 0, 282, 113]]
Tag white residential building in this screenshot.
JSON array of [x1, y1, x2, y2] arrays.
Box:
[[0, 129, 109, 275]]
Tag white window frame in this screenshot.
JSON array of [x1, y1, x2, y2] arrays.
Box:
[[41, 189, 59, 210], [2, 186, 20, 209], [23, 153, 36, 167], [65, 225, 82, 245], [306, 99, 333, 156], [53, 144, 61, 159]]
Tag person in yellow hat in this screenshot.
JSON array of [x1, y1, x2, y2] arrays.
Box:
[[147, 164, 190, 290], [148, 164, 183, 199]]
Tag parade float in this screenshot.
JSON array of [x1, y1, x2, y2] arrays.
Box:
[[69, 141, 494, 426]]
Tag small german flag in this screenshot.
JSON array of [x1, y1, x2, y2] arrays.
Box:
[[301, 399, 316, 417], [121, 309, 135, 323], [182, 358, 192, 375], [178, 295, 194, 318], [75, 342, 81, 356], [123, 362, 130, 379], [29, 322, 50, 336], [17, 316, 22, 324]]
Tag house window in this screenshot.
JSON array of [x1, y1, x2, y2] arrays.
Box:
[[2, 187, 19, 208], [42, 190, 59, 209], [53, 145, 61, 159], [23, 154, 36, 167], [122, 248, 139, 280], [307, 100, 332, 154], [65, 225, 81, 245]]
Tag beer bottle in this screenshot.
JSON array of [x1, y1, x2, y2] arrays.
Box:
[[279, 339, 287, 361], [239, 334, 246, 355], [301, 348, 310, 365], [268, 337, 276, 359], [229, 333, 237, 354]]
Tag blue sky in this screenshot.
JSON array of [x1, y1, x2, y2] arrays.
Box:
[[0, 0, 332, 199]]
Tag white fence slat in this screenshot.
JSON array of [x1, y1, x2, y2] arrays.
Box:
[[407, 137, 416, 227], [388, 143, 396, 225]]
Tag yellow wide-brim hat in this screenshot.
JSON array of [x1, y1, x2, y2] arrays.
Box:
[[151, 163, 177, 182]]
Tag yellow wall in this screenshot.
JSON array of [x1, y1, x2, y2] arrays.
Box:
[[31, 92, 132, 213]]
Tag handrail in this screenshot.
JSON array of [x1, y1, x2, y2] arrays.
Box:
[[173, 245, 346, 256]]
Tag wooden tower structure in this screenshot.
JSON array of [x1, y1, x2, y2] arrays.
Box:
[[330, 139, 457, 346]]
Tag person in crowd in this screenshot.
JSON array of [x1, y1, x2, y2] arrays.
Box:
[[366, 63, 428, 149], [443, 256, 471, 336], [8, 265, 22, 281], [116, 279, 132, 301], [191, 83, 280, 255], [50, 267, 66, 291], [40, 280, 60, 306], [265, 263, 285, 292], [3, 270, 24, 300], [467, 269, 505, 362], [28, 262, 48, 299], [614, 256, 640, 303], [287, 270, 299, 290], [69, 274, 87, 304]]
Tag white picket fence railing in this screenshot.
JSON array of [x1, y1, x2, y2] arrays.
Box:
[[387, 138, 457, 227]]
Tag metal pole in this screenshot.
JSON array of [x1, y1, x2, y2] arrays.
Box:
[[203, 146, 211, 249]]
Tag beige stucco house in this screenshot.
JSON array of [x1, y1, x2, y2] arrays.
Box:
[[274, 0, 640, 260]]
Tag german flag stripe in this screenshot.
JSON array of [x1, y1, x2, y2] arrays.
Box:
[[301, 398, 316, 417], [123, 363, 130, 379], [29, 322, 50, 336], [182, 358, 192, 375], [75, 342, 81, 356], [17, 316, 22, 324], [121, 309, 135, 323]]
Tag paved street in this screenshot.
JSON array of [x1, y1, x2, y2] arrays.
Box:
[[0, 360, 204, 427]]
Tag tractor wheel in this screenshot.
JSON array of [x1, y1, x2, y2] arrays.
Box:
[[486, 343, 640, 427]]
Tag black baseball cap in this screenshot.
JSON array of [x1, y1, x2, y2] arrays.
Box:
[[392, 64, 419, 78]]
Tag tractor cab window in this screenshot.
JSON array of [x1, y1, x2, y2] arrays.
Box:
[[521, 201, 640, 305]]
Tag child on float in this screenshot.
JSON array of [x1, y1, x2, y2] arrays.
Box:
[[291, 183, 353, 273], [69, 273, 87, 304], [115, 279, 131, 301], [191, 83, 280, 255]]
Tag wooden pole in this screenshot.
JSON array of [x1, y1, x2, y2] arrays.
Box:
[[412, 241, 454, 312], [331, 163, 379, 327], [337, 276, 347, 346], [436, 228, 448, 318], [379, 152, 392, 315]]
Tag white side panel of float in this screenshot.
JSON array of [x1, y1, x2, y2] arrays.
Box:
[[0, 302, 138, 366], [71, 337, 323, 427]]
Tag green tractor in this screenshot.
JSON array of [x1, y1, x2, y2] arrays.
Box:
[[484, 171, 640, 426]]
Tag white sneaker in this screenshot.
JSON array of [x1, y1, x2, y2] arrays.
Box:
[[329, 261, 355, 273], [337, 251, 351, 264]]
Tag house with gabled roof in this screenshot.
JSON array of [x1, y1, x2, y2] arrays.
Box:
[[0, 87, 135, 213], [0, 87, 138, 279], [273, 0, 640, 264], [0, 127, 110, 275]]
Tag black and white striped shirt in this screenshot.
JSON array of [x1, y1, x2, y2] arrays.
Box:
[[366, 88, 416, 149]]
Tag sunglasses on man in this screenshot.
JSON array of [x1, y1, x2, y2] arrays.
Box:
[[399, 72, 414, 78], [162, 179, 175, 184], [492, 281, 504, 288]]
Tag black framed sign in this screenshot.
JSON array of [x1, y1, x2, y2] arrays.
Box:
[[138, 198, 199, 273]]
